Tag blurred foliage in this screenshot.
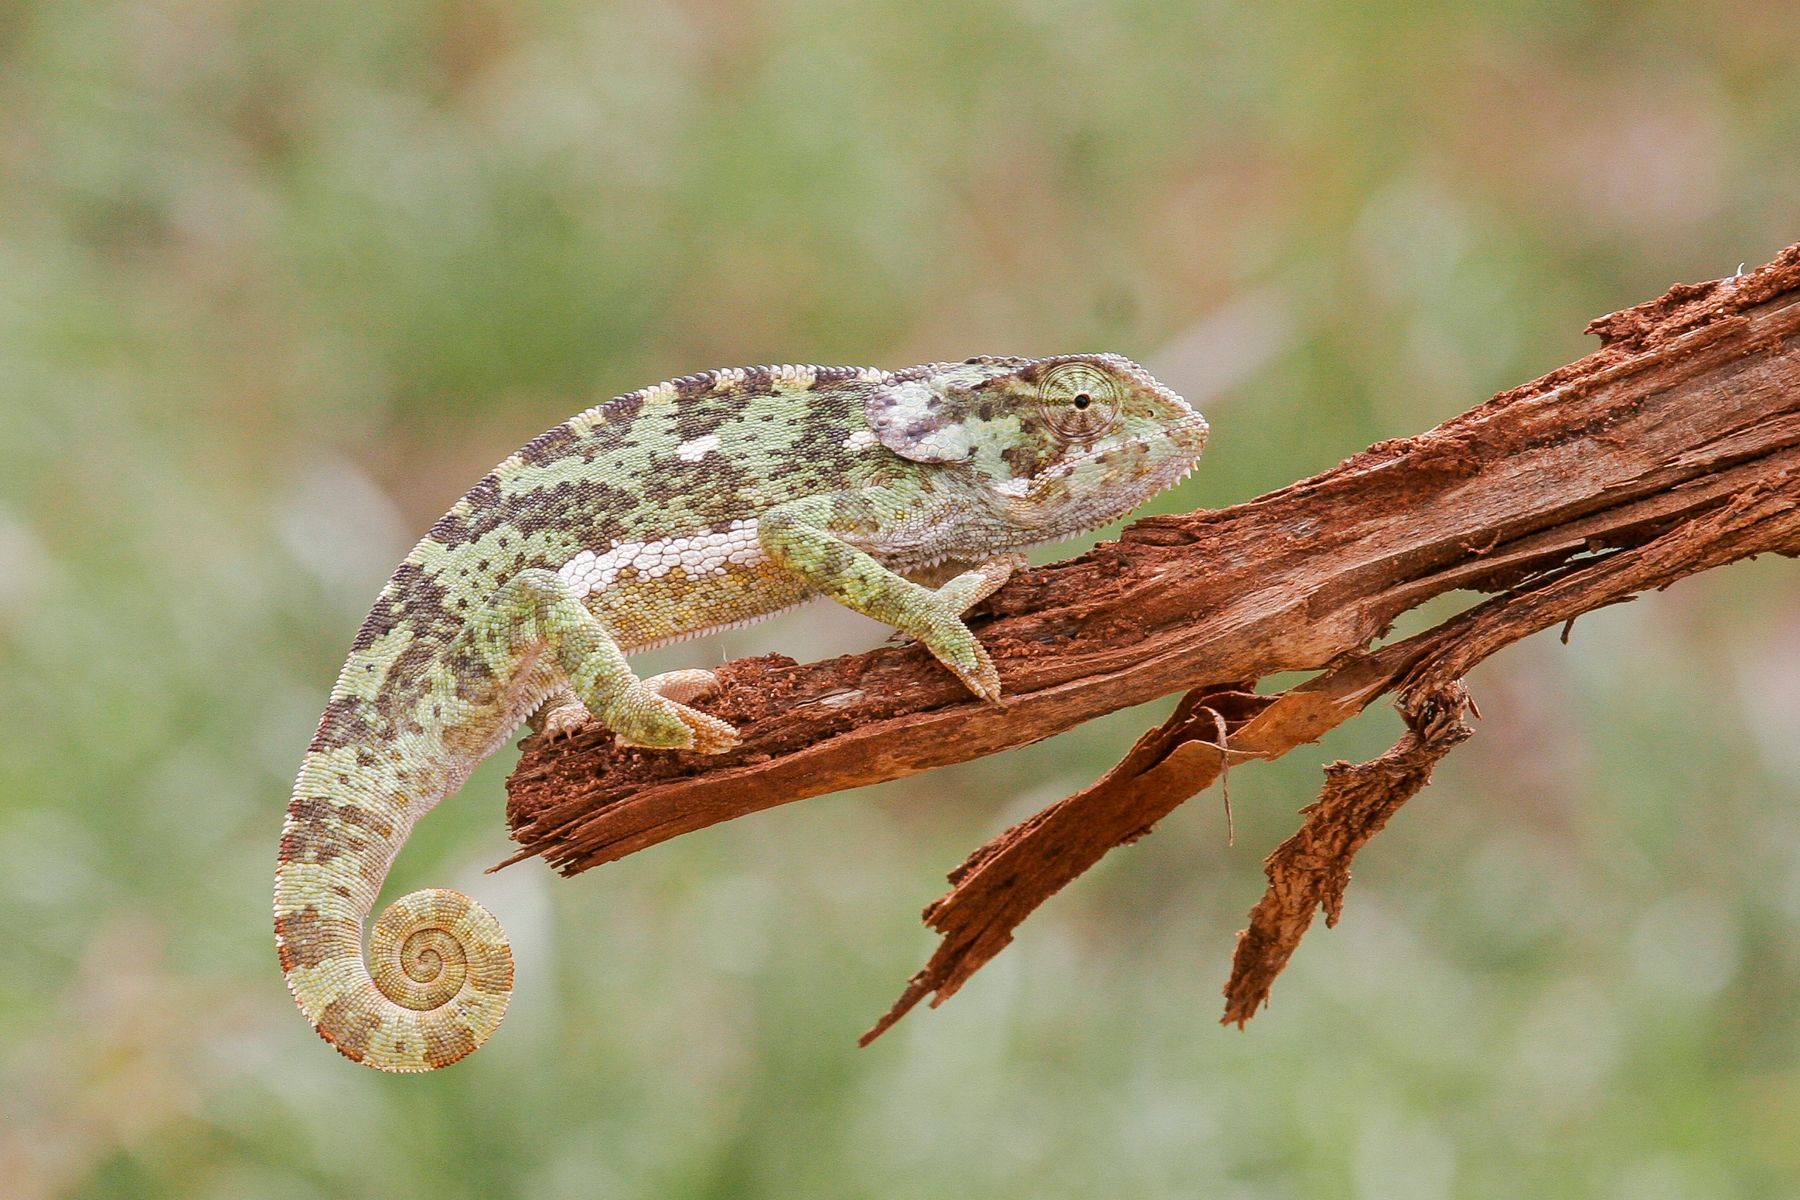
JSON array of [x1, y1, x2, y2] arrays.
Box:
[[1, 1, 1798, 1197]]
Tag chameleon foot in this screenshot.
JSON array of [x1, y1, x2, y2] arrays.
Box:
[[642, 668, 721, 706], [533, 675, 734, 751], [529, 688, 592, 740], [920, 618, 1002, 703], [604, 684, 739, 754], [934, 553, 1027, 614], [911, 554, 1024, 702]]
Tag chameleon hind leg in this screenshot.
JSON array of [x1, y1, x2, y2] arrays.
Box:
[[471, 569, 737, 754], [759, 493, 1025, 701], [530, 670, 721, 741]]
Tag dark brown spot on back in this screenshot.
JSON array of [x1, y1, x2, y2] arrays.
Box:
[[516, 421, 580, 466]]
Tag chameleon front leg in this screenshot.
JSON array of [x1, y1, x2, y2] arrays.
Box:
[[758, 493, 1024, 701], [471, 570, 736, 753], [530, 670, 721, 741]]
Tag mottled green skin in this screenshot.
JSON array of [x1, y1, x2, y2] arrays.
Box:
[[275, 354, 1207, 1071]]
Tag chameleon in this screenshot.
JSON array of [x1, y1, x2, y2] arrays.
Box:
[[275, 353, 1208, 1071]]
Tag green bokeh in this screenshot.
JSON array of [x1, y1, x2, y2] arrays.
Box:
[[2, 2, 1796, 1197]]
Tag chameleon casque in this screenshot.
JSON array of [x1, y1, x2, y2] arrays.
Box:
[[275, 353, 1208, 1071]]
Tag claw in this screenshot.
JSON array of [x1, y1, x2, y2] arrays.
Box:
[[942, 639, 1002, 703], [538, 704, 591, 740], [960, 660, 1003, 704]]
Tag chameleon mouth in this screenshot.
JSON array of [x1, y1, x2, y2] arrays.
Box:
[[985, 409, 1209, 549], [1044, 409, 1210, 487]]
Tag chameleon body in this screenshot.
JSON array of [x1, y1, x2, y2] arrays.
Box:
[[275, 354, 1207, 1071]]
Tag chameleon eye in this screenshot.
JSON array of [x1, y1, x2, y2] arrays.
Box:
[[1037, 364, 1120, 442]]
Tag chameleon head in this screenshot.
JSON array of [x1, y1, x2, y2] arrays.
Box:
[[868, 353, 1207, 543]]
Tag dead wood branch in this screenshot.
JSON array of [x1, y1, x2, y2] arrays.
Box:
[[500, 244, 1800, 1041]]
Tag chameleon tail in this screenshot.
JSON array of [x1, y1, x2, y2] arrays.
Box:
[[273, 756, 513, 1072]]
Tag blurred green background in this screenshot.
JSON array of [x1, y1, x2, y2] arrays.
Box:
[[3, 1, 1798, 1196]]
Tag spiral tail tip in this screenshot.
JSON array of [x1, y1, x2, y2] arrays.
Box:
[[312, 887, 514, 1073]]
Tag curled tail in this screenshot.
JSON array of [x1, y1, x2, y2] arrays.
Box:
[[274, 749, 513, 1072]]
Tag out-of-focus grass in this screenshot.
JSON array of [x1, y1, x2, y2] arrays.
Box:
[[1, 2, 1797, 1197]]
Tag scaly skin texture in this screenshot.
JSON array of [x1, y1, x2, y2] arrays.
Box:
[[274, 354, 1208, 1071]]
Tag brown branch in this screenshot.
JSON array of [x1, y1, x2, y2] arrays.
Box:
[[501, 244, 1800, 1040], [1217, 477, 1799, 1023]]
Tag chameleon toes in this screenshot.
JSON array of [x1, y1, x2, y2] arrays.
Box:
[[643, 668, 722, 706], [672, 704, 740, 755], [537, 702, 592, 741], [607, 689, 738, 753], [957, 652, 1003, 704], [934, 553, 1027, 614]]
